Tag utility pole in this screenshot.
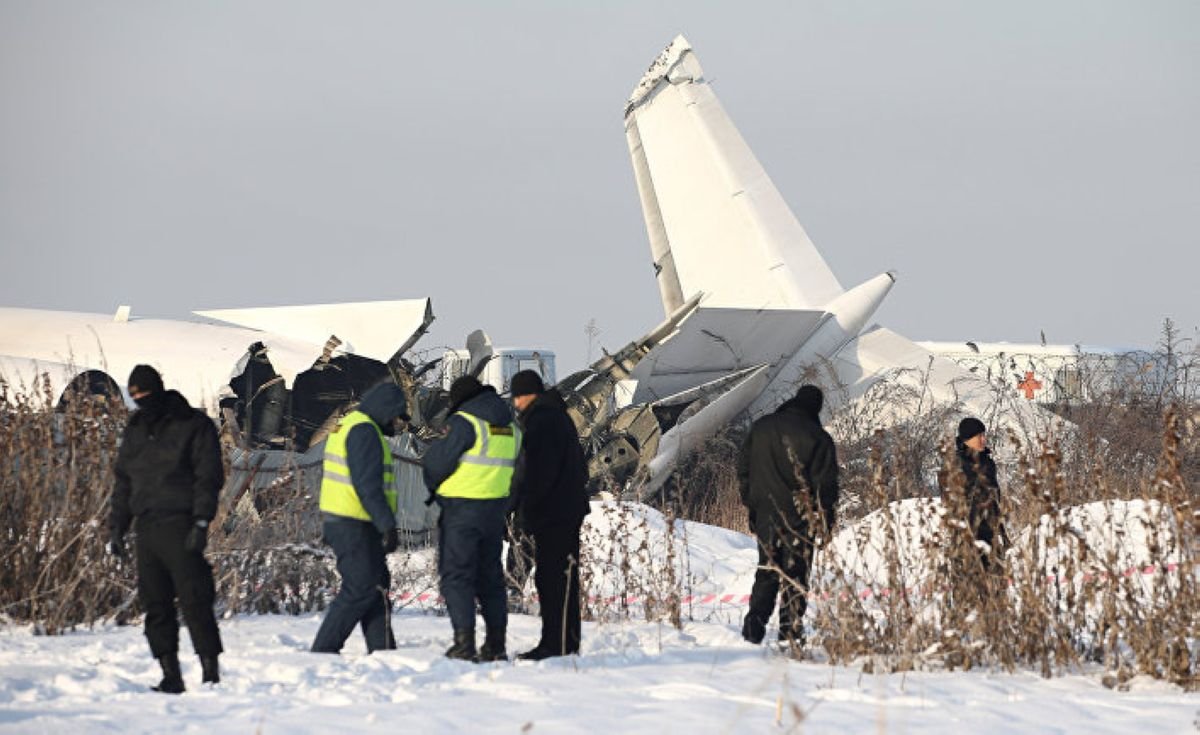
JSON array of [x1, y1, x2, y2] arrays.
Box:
[[584, 319, 601, 364]]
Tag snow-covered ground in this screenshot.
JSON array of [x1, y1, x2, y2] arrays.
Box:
[[1, 612, 1197, 734], [1, 501, 1196, 733]]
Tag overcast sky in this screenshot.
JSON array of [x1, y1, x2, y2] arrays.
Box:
[[2, 1, 1197, 373]]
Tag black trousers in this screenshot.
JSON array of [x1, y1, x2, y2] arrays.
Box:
[[311, 518, 394, 653], [437, 497, 507, 634], [746, 523, 813, 642], [135, 513, 223, 658], [531, 520, 583, 655]]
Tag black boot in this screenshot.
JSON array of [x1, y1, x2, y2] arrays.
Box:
[[200, 655, 220, 685], [477, 628, 507, 662], [741, 612, 767, 645], [516, 644, 554, 661], [445, 630, 476, 661], [152, 653, 185, 694]]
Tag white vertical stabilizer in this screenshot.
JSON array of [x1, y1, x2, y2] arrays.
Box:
[[624, 35, 844, 315]]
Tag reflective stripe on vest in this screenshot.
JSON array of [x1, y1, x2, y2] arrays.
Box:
[[436, 410, 521, 499], [319, 410, 397, 520]]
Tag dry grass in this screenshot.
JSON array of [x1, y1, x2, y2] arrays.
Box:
[[659, 338, 1198, 687], [2, 334, 1196, 687]]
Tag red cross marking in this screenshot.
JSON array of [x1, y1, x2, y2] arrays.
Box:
[[1017, 370, 1043, 400]]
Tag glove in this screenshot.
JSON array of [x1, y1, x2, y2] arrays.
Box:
[[106, 535, 126, 560], [184, 520, 209, 554], [382, 527, 399, 554]]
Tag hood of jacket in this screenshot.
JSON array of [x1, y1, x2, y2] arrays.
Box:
[[357, 382, 409, 426], [775, 395, 821, 422], [455, 386, 513, 426]]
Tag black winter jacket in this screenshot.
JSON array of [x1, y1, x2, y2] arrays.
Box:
[[513, 389, 590, 534], [110, 390, 224, 537], [954, 443, 1002, 539], [736, 397, 839, 535], [422, 387, 514, 495]]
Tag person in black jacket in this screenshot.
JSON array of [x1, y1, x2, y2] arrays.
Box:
[[108, 365, 225, 694], [508, 370, 590, 660], [946, 417, 1008, 569], [423, 376, 519, 662], [310, 382, 409, 654], [736, 385, 839, 651]]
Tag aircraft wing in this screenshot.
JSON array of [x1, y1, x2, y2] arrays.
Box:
[[624, 35, 844, 315], [0, 307, 328, 409], [195, 299, 433, 363]]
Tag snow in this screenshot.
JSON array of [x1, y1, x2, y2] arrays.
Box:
[[1, 614, 1194, 734], [1, 501, 1195, 732]]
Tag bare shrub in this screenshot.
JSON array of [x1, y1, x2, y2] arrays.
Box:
[[0, 375, 130, 633], [0, 374, 436, 630], [3, 329, 1195, 687], [657, 332, 1197, 686]]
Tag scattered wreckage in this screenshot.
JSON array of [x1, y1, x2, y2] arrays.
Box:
[[4, 36, 1087, 537]]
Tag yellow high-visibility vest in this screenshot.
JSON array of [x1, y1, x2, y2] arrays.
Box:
[[436, 410, 520, 499], [319, 410, 397, 520]]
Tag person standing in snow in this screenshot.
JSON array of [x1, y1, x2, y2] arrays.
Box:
[[737, 384, 839, 652], [108, 365, 225, 693], [423, 376, 520, 662], [508, 370, 590, 660], [943, 417, 1008, 569], [310, 382, 409, 654]]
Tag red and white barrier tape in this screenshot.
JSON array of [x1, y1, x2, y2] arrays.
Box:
[[387, 561, 1194, 607]]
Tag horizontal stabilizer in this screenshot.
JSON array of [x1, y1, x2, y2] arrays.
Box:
[[639, 364, 771, 499], [630, 306, 825, 402]]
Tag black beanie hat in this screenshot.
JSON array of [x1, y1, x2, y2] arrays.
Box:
[[448, 375, 484, 412], [793, 384, 824, 416], [957, 417, 986, 442], [128, 364, 164, 395], [509, 369, 544, 397]]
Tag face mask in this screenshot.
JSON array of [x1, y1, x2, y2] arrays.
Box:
[[133, 392, 161, 409]]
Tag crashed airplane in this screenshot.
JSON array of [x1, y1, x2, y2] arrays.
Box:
[[558, 36, 1057, 498], [0, 299, 434, 447], [2, 35, 1065, 524]]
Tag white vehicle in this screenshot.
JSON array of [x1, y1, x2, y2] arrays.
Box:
[[440, 347, 556, 395]]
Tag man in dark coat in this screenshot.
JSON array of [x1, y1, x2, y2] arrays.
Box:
[[423, 376, 519, 662], [109, 365, 225, 693], [737, 384, 839, 650], [508, 370, 591, 660], [949, 417, 1007, 569], [310, 382, 409, 654]]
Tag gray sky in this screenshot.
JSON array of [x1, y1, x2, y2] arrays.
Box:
[[2, 0, 1197, 373]]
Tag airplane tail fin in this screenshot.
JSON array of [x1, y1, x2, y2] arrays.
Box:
[[624, 36, 844, 316]]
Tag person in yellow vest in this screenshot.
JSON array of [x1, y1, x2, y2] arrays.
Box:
[[423, 376, 520, 662], [311, 382, 409, 654]]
